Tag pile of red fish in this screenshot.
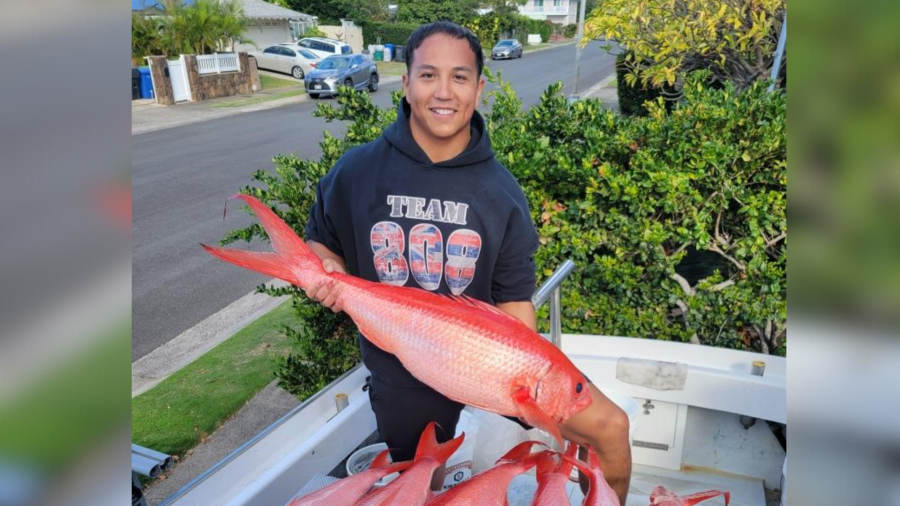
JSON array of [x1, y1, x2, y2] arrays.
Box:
[[288, 422, 730, 506]]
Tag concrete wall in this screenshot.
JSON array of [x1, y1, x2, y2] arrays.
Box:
[[184, 53, 254, 102], [148, 52, 258, 105], [319, 20, 364, 54], [147, 56, 175, 105]]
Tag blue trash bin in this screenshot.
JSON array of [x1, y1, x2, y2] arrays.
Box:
[[138, 67, 155, 99], [384, 43, 395, 62]]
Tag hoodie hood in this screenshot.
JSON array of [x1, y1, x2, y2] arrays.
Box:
[[382, 98, 495, 168]]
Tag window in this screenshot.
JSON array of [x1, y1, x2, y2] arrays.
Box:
[[264, 46, 279, 54], [281, 47, 298, 57], [553, 0, 561, 7], [534, 0, 544, 11], [299, 39, 312, 48], [299, 49, 318, 60]]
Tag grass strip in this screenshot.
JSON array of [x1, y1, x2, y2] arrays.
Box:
[[132, 299, 299, 457], [212, 89, 304, 108], [260, 74, 301, 90]]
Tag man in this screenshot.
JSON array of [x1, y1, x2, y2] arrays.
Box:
[[304, 21, 632, 503]]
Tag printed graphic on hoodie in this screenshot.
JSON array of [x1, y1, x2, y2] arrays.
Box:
[[372, 196, 481, 294]]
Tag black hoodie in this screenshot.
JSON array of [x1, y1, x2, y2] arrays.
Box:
[[307, 98, 539, 387]]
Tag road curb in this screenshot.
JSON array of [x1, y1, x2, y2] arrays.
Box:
[[132, 75, 404, 136]]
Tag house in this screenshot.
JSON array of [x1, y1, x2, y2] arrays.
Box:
[[131, 0, 317, 53], [518, 0, 577, 25], [237, 0, 317, 53]]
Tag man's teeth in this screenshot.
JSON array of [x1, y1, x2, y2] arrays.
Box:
[[432, 108, 454, 115]]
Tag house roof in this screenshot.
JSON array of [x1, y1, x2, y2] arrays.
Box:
[[132, 0, 315, 21], [132, 0, 195, 11], [241, 0, 315, 21]]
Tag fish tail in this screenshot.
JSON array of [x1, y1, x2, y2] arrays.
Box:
[[680, 490, 731, 506], [414, 422, 465, 465], [370, 449, 414, 474], [202, 194, 326, 290]]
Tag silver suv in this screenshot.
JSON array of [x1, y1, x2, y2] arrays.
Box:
[[296, 37, 353, 59]]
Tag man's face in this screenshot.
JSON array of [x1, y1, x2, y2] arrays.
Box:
[[402, 34, 486, 147]]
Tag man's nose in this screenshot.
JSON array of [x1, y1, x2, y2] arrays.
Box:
[[434, 76, 453, 100]]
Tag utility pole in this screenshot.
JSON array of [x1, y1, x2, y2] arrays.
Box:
[[569, 0, 588, 102], [768, 15, 787, 92]]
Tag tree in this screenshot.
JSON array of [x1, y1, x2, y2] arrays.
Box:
[[165, 0, 250, 54], [396, 0, 480, 25], [583, 0, 785, 92], [284, 0, 388, 24]]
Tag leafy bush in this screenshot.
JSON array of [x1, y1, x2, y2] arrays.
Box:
[[485, 68, 786, 355], [358, 20, 420, 46], [584, 0, 785, 92], [616, 52, 674, 116], [225, 73, 785, 397]]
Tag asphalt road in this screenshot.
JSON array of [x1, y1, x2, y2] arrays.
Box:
[[132, 41, 617, 361]]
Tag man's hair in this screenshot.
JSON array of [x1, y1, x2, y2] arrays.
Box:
[[404, 21, 484, 78]]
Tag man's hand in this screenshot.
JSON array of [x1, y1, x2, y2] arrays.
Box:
[[306, 241, 348, 313]]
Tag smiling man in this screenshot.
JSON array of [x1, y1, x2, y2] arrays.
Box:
[[303, 21, 631, 502]]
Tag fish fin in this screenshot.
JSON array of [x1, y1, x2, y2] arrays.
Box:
[[443, 295, 535, 328], [680, 490, 731, 506], [414, 422, 465, 465], [496, 440, 549, 464], [535, 451, 560, 477], [511, 386, 564, 446], [203, 194, 326, 291], [369, 449, 415, 475], [560, 453, 593, 478]]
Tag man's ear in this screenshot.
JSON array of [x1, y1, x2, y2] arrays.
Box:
[[402, 73, 409, 95], [476, 74, 486, 101]]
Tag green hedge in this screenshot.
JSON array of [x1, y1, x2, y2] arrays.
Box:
[[358, 20, 419, 46], [224, 72, 786, 395], [616, 52, 675, 116]]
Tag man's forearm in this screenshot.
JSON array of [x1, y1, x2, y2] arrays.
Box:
[[496, 301, 538, 332]]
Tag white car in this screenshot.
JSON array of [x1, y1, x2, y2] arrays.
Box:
[[251, 44, 321, 80], [295, 37, 353, 59]]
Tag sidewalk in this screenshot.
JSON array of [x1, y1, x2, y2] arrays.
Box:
[[132, 75, 403, 136]]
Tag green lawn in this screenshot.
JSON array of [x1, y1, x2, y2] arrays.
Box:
[[260, 74, 300, 90], [212, 89, 305, 108], [376, 60, 407, 76], [132, 300, 301, 457]]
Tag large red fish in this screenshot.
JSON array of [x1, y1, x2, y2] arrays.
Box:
[[422, 441, 549, 506], [649, 486, 730, 506], [353, 422, 464, 506], [203, 194, 593, 443], [529, 442, 579, 506], [287, 449, 412, 506], [562, 445, 621, 506]]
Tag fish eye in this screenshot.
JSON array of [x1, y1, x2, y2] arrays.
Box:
[[575, 382, 583, 393]]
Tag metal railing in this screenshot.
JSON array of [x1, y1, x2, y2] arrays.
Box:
[[531, 259, 576, 349], [196, 53, 241, 75]]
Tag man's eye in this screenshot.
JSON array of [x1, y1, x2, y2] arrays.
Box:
[[421, 73, 434, 79], [454, 75, 468, 82]]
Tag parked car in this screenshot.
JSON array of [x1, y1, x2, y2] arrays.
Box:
[[251, 44, 321, 80], [295, 37, 353, 59], [304, 54, 378, 99], [491, 39, 523, 60]]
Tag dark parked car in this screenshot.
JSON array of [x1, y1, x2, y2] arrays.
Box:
[[491, 39, 523, 60], [304, 54, 378, 99]]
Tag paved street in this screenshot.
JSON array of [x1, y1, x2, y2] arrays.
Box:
[[132, 41, 617, 361]]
